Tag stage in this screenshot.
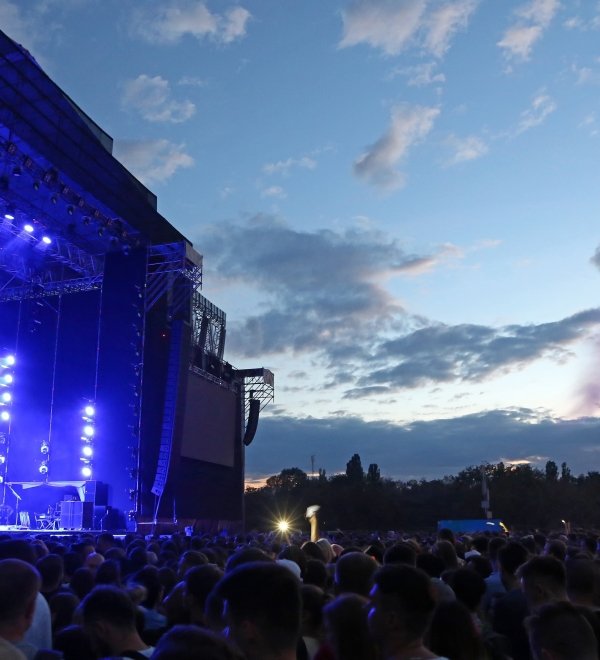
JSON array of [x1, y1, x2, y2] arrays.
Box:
[[0, 29, 273, 531]]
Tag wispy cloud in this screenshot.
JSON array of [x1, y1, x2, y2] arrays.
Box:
[[445, 134, 488, 165], [132, 2, 251, 45], [121, 75, 196, 123], [388, 61, 446, 86], [262, 155, 317, 176], [498, 0, 560, 62], [353, 103, 440, 190], [261, 186, 286, 199], [0, 1, 33, 47], [423, 0, 479, 57], [113, 138, 194, 185], [515, 92, 557, 134], [339, 0, 478, 58]]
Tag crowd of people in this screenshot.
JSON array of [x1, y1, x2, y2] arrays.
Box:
[[0, 526, 598, 659]]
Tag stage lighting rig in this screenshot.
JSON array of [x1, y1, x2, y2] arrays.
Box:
[[80, 401, 96, 478]]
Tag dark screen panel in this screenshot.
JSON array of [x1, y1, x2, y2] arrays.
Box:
[[181, 372, 236, 467]]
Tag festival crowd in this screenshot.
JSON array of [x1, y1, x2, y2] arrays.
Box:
[[0, 527, 598, 659]]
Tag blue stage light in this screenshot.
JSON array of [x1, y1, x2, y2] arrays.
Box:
[[23, 224, 34, 233], [81, 466, 92, 478], [4, 211, 14, 220], [1, 392, 10, 403], [82, 445, 93, 457], [2, 374, 13, 385], [84, 405, 95, 417], [1, 355, 15, 367], [42, 236, 52, 245], [0, 411, 9, 422], [83, 425, 94, 437], [39, 462, 48, 474]]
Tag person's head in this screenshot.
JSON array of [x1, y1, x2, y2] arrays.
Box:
[[95, 533, 116, 556], [225, 548, 272, 573], [300, 584, 328, 638], [324, 594, 376, 660], [69, 567, 95, 600], [177, 550, 208, 578], [152, 624, 245, 660], [215, 561, 301, 660], [437, 528, 456, 545], [334, 551, 377, 597], [53, 624, 97, 660], [303, 558, 328, 590], [526, 601, 598, 660], [132, 565, 163, 609], [498, 540, 529, 577], [466, 554, 492, 579], [384, 542, 417, 567], [184, 564, 223, 625], [368, 565, 436, 652], [49, 592, 80, 635], [565, 557, 599, 607], [519, 555, 567, 612], [428, 600, 485, 660], [36, 553, 65, 594], [488, 536, 507, 568], [94, 558, 122, 587], [0, 558, 41, 642], [544, 539, 567, 562], [80, 585, 138, 656], [448, 568, 485, 612], [433, 540, 459, 570]]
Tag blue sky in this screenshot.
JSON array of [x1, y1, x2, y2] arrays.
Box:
[[5, 0, 600, 482]]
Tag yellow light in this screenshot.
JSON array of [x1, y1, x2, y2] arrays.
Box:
[[277, 519, 290, 533]]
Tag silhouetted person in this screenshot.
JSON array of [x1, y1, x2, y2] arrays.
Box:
[[215, 561, 302, 660], [0, 559, 41, 660]]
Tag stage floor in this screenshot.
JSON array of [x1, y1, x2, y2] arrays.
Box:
[[0, 525, 102, 536]]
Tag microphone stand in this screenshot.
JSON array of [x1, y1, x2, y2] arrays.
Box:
[[5, 483, 21, 527]]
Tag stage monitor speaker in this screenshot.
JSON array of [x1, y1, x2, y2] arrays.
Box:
[[243, 398, 260, 446], [60, 501, 94, 529]]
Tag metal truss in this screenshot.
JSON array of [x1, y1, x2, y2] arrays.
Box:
[[236, 368, 275, 418], [0, 213, 104, 300], [145, 242, 202, 314], [192, 292, 226, 360]]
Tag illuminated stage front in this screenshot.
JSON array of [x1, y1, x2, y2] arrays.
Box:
[[0, 30, 273, 532]]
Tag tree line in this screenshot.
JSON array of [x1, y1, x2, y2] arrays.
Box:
[[244, 454, 600, 532]]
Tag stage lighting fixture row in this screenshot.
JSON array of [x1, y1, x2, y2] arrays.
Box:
[[80, 402, 95, 479]]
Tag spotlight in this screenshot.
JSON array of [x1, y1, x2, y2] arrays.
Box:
[[83, 425, 94, 437], [2, 374, 13, 385], [0, 455, 5, 464], [276, 519, 290, 533], [82, 445, 93, 458], [41, 236, 51, 245], [40, 442, 49, 454], [4, 355, 15, 366], [84, 405, 95, 417], [23, 224, 34, 233], [39, 462, 48, 475], [4, 208, 14, 220], [0, 411, 9, 422], [81, 466, 92, 478], [1, 392, 11, 403]]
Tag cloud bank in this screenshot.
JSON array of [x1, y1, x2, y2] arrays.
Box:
[[246, 408, 600, 482]]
